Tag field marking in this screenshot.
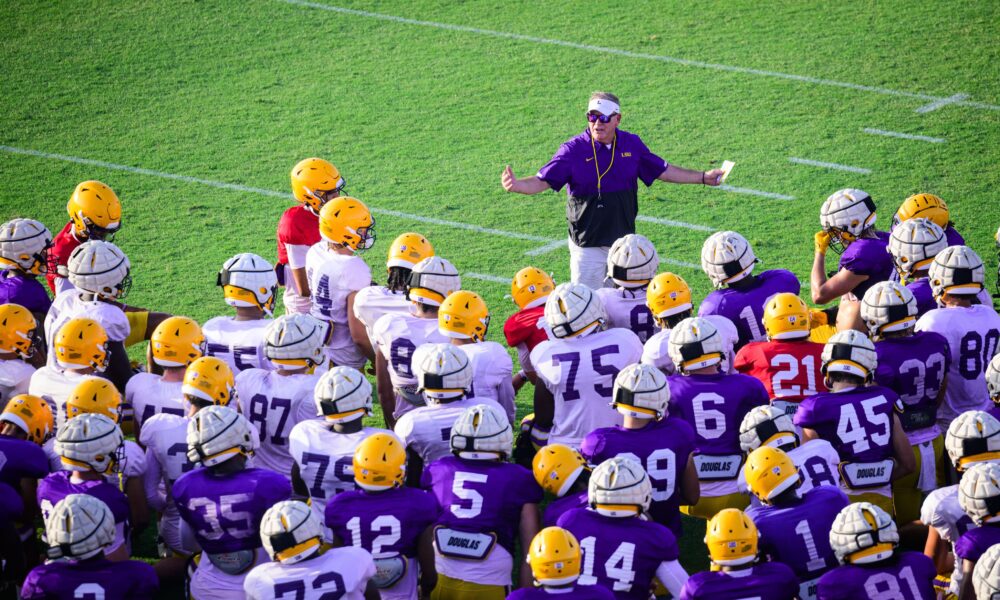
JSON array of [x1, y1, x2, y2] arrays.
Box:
[[717, 184, 795, 201], [664, 258, 701, 269], [464, 272, 510, 284], [915, 93, 970, 114], [788, 157, 872, 175], [276, 0, 1000, 113], [636, 215, 715, 232], [862, 128, 946, 143], [525, 239, 566, 257]]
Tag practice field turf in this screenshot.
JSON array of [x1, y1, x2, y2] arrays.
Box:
[[3, 0, 1000, 594]]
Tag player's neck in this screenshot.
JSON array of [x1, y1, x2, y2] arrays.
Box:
[[331, 419, 364, 434], [719, 563, 754, 573], [688, 366, 720, 376], [942, 295, 973, 308], [327, 242, 354, 256], [161, 367, 185, 382], [728, 275, 757, 291], [622, 415, 654, 430], [234, 307, 264, 321], [539, 584, 575, 594], [831, 382, 860, 392], [450, 338, 475, 347], [0, 351, 19, 361], [71, 470, 102, 482]]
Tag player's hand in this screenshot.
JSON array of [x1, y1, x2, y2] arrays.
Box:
[[702, 168, 725, 186], [814, 231, 831, 255], [501, 165, 518, 192]]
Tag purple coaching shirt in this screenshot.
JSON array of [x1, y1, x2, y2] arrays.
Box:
[[698, 269, 800, 350], [839, 232, 893, 300], [0, 271, 51, 315]]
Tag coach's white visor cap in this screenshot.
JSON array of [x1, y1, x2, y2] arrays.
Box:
[[588, 98, 620, 116]]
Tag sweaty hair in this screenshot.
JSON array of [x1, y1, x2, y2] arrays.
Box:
[[590, 91, 621, 107], [387, 267, 411, 293], [660, 310, 693, 330], [828, 371, 866, 386]]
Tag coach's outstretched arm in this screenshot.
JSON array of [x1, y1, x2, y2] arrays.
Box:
[[501, 165, 551, 195]]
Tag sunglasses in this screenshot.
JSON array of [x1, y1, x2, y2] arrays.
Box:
[[587, 113, 617, 124]]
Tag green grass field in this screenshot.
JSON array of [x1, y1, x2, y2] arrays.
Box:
[[3, 0, 1000, 595]]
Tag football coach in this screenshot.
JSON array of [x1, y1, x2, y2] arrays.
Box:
[[502, 91, 725, 289]]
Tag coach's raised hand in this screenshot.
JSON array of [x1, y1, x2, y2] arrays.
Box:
[[502, 165, 550, 195]]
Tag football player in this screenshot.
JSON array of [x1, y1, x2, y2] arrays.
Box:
[[557, 456, 689, 598], [817, 502, 935, 599], [595, 234, 659, 343], [699, 230, 800, 350], [503, 266, 555, 388], [29, 317, 109, 430], [666, 317, 768, 518], [47, 180, 121, 295], [246, 500, 378, 600], [892, 193, 964, 246], [794, 330, 915, 513], [862, 281, 951, 523], [326, 432, 440, 598], [678, 508, 798, 599], [916, 246, 1000, 434], [373, 256, 459, 427], [352, 232, 434, 361], [974, 544, 1000, 600], [744, 446, 849, 600], [812, 189, 893, 331], [641, 271, 738, 375], [734, 292, 827, 415], [289, 366, 389, 533], [128, 315, 204, 438], [0, 219, 53, 318], [141, 356, 236, 580], [580, 363, 698, 537], [955, 462, 1000, 599], [236, 314, 327, 479], [423, 403, 542, 595], [530, 282, 643, 449], [988, 354, 1000, 421], [507, 527, 615, 600], [21, 494, 158, 599], [439, 290, 516, 422], [888, 218, 949, 315], [305, 196, 376, 371], [203, 253, 277, 374], [737, 405, 841, 500], [0, 303, 40, 406], [38, 413, 130, 560], [532, 444, 591, 527], [278, 158, 345, 315], [173, 406, 291, 599], [0, 394, 53, 556]]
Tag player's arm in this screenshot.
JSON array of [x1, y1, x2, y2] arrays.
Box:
[[923, 526, 951, 574], [142, 451, 167, 512], [125, 475, 150, 534], [811, 266, 868, 305], [417, 524, 437, 595], [346, 292, 374, 362], [19, 478, 40, 527], [959, 558, 975, 600], [517, 503, 541, 589], [290, 463, 309, 498], [681, 452, 700, 506], [105, 539, 129, 562], [800, 427, 819, 442], [935, 374, 948, 408], [104, 341, 133, 393], [889, 414, 915, 481], [654, 560, 690, 597], [375, 351, 396, 429], [404, 448, 424, 489], [290, 267, 311, 298], [363, 580, 380, 600], [532, 382, 554, 432]]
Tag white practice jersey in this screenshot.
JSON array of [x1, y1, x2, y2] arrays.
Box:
[[305, 243, 371, 365], [44, 291, 130, 368], [289, 420, 390, 528], [235, 369, 319, 477], [530, 327, 643, 448], [202, 316, 270, 374], [0, 358, 35, 409], [353, 285, 411, 343], [28, 366, 92, 430], [921, 484, 975, 595], [738, 439, 841, 499], [916, 304, 1000, 427], [126, 372, 184, 433], [244, 545, 376, 600], [140, 413, 193, 543], [462, 342, 516, 423], [640, 315, 739, 375], [394, 396, 506, 466], [596, 287, 657, 344], [373, 313, 449, 390]]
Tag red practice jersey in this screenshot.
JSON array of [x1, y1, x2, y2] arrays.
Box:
[[46, 222, 81, 293], [504, 305, 553, 372], [276, 205, 320, 266], [734, 339, 827, 406]]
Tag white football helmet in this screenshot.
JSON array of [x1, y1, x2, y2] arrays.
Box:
[[988, 355, 1000, 404], [264, 314, 328, 370], [739, 405, 799, 452], [829, 502, 899, 565], [607, 234, 659, 288], [314, 366, 373, 423], [887, 218, 947, 280], [821, 330, 877, 382], [67, 240, 131, 299], [860, 281, 917, 339], [0, 218, 52, 275], [412, 343, 472, 402], [450, 403, 513, 460], [928, 245, 985, 299], [187, 405, 254, 467], [959, 462, 1000, 525], [700, 231, 757, 288], [589, 456, 651, 518], [544, 282, 607, 339], [218, 253, 278, 314], [821, 189, 876, 252], [945, 410, 1000, 470], [54, 413, 123, 474], [407, 256, 461, 307], [974, 543, 1000, 600], [44, 494, 115, 560], [261, 500, 324, 565], [611, 363, 670, 420], [668, 317, 727, 373]]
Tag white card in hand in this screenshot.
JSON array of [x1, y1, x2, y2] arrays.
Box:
[[719, 160, 735, 183]]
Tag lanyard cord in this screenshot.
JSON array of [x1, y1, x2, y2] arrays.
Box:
[[591, 133, 616, 199]]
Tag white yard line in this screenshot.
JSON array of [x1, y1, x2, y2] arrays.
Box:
[[788, 157, 872, 175], [915, 93, 970, 114], [276, 0, 1000, 112], [524, 239, 567, 257], [664, 258, 701, 269], [636, 215, 715, 232], [861, 128, 946, 143], [717, 185, 795, 201], [464, 272, 510, 284]]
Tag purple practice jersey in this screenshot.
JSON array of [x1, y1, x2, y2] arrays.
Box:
[[907, 279, 939, 318], [0, 481, 23, 523], [581, 417, 696, 536], [0, 271, 51, 315], [746, 486, 849, 589], [557, 508, 678, 600], [794, 386, 901, 464], [326, 486, 440, 558], [508, 583, 616, 600], [37, 471, 129, 538], [542, 490, 588, 528], [668, 373, 768, 457], [679, 562, 799, 600], [955, 524, 1000, 563], [172, 467, 291, 554], [816, 551, 935, 599], [698, 269, 800, 350], [0, 434, 49, 488], [422, 456, 542, 555], [873, 331, 950, 441], [839, 232, 893, 300], [22, 557, 158, 599]]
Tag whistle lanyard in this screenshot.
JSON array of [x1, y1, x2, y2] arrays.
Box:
[[591, 134, 616, 199]]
